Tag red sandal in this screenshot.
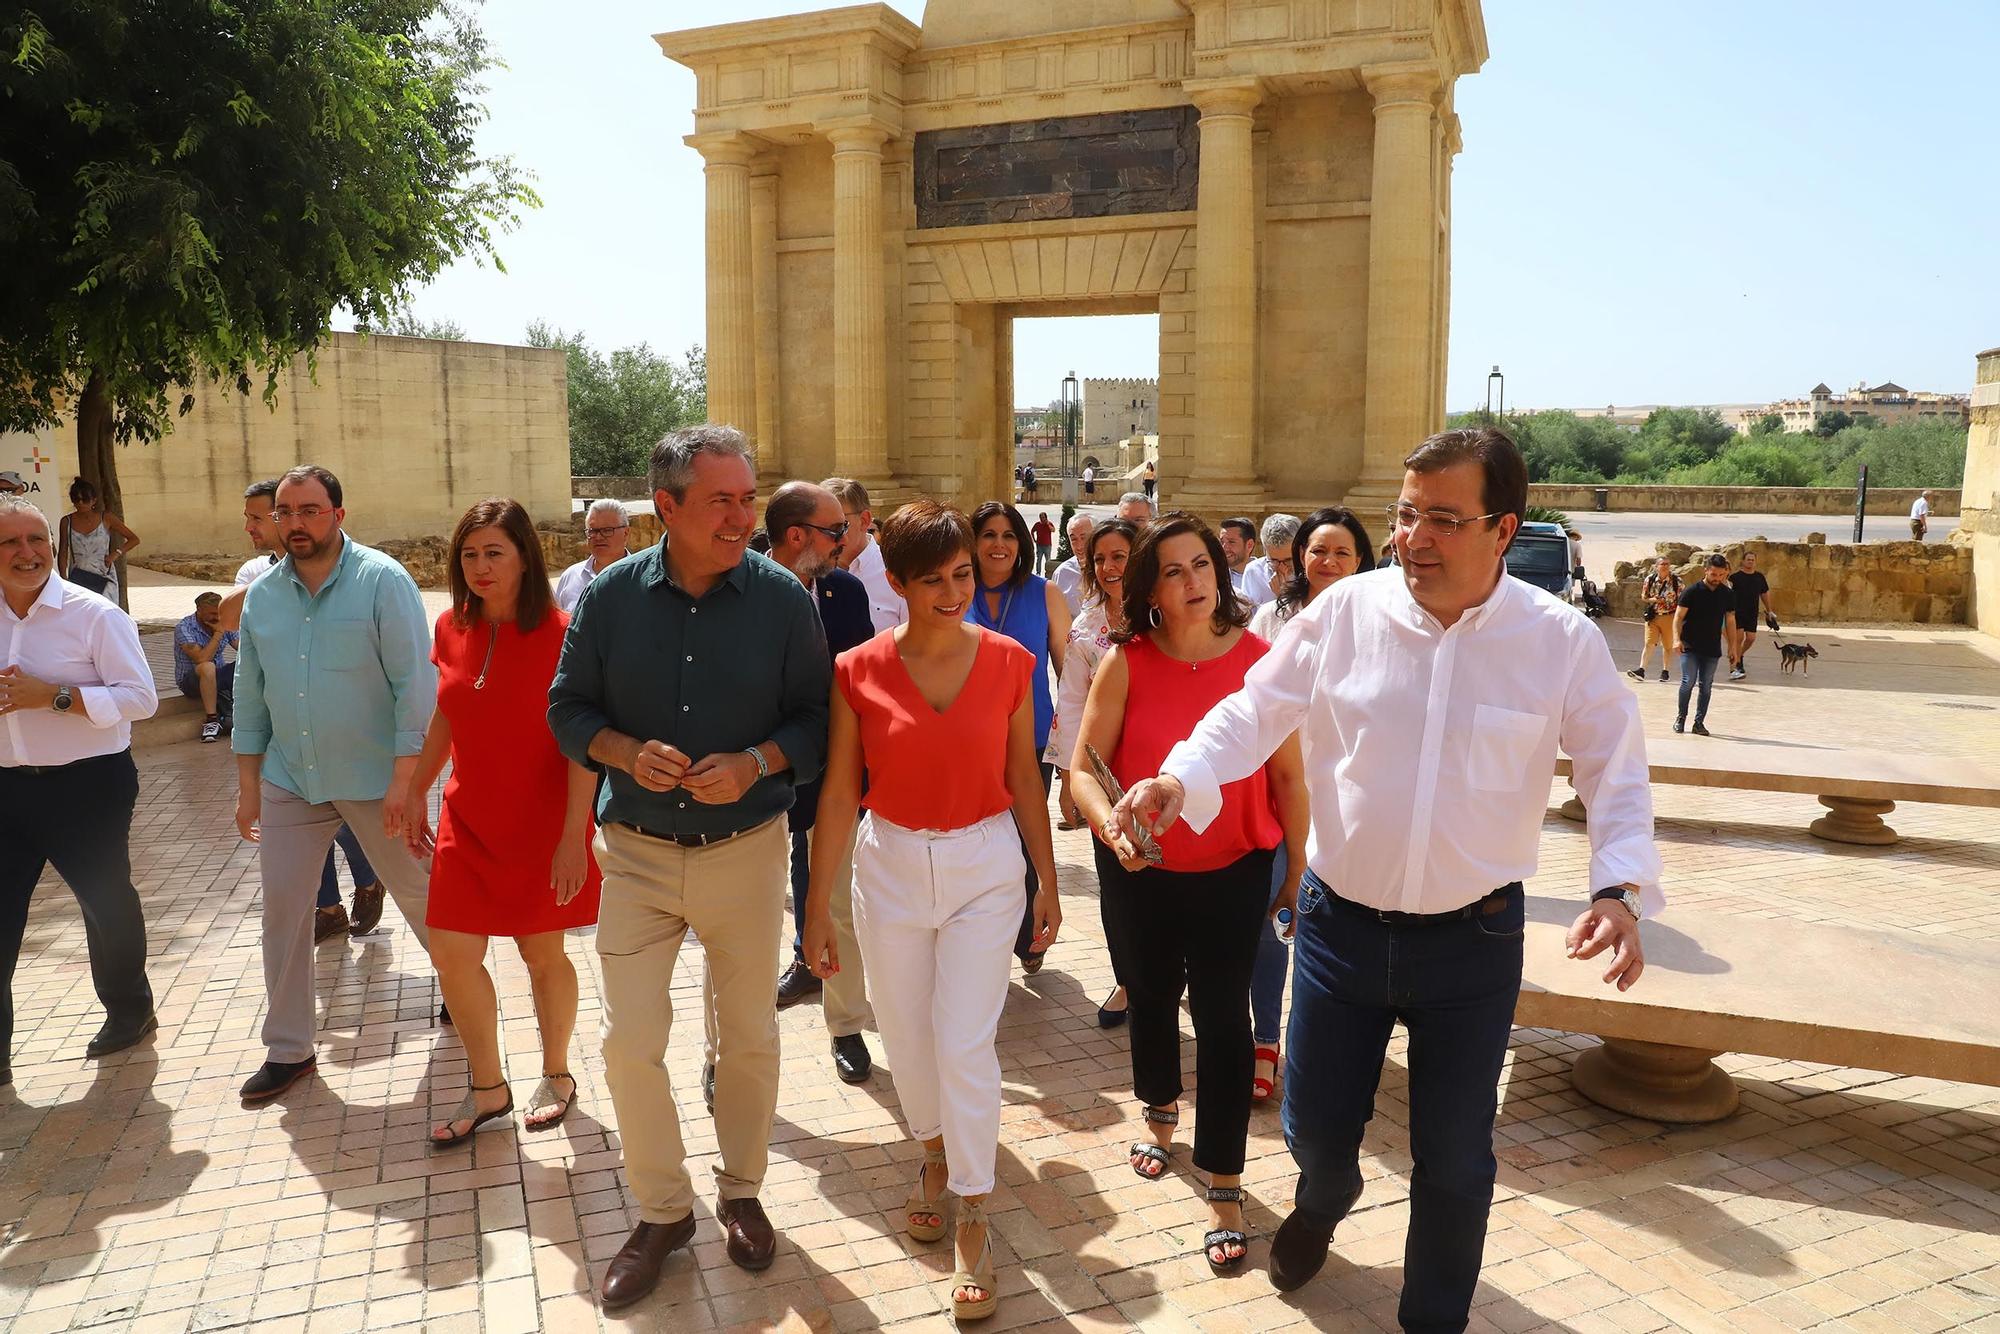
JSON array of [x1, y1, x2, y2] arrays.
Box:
[[1252, 1045, 1280, 1102]]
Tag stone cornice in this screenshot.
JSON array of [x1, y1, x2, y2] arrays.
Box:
[[655, 4, 920, 67]]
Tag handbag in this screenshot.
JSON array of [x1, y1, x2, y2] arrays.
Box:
[[68, 568, 112, 595]]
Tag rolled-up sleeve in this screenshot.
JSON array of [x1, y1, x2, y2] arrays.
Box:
[[769, 589, 831, 787], [1162, 598, 1320, 833], [231, 605, 270, 755], [79, 609, 157, 729], [548, 587, 612, 770], [1560, 629, 1665, 918], [375, 570, 437, 756]]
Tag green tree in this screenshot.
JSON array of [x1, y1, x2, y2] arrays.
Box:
[[386, 312, 469, 340], [526, 322, 706, 476], [0, 0, 536, 597], [1813, 409, 1855, 437], [1748, 413, 1785, 436]]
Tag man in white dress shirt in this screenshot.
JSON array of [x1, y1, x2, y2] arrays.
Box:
[[0, 495, 160, 1086], [556, 499, 632, 613], [1239, 513, 1299, 607], [1114, 428, 1659, 1330], [1218, 517, 1256, 595], [1049, 511, 1096, 617], [823, 477, 905, 633]]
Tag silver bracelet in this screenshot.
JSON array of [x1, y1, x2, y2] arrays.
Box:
[[743, 746, 769, 780]]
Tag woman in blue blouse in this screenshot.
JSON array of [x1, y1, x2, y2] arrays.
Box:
[[968, 501, 1072, 970]]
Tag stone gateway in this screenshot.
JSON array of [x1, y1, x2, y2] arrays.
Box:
[[658, 0, 1486, 518]]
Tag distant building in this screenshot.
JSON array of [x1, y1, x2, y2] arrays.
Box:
[[1082, 377, 1158, 450], [1762, 381, 1970, 433]]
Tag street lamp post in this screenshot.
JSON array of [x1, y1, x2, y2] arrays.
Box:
[[1487, 364, 1505, 420], [1060, 370, 1079, 501]]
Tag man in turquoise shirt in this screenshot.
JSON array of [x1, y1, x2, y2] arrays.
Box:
[[230, 464, 438, 1105]]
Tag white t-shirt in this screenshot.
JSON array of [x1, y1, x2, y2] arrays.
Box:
[[1083, 465, 1096, 484], [1911, 496, 1931, 521], [235, 552, 280, 587]]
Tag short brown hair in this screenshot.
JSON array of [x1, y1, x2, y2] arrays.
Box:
[[879, 499, 973, 584], [821, 477, 871, 513], [448, 498, 555, 633], [1403, 427, 1527, 526], [1111, 511, 1249, 643]]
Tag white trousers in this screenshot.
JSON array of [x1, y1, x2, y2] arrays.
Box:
[[852, 810, 1024, 1197]]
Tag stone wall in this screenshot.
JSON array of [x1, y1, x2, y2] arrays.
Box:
[[105, 332, 569, 552], [145, 523, 586, 592], [1965, 347, 1999, 633], [572, 475, 650, 501], [1606, 537, 1971, 625], [1530, 483, 1960, 517]]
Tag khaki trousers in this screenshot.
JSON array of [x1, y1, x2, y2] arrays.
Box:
[[703, 821, 869, 1057], [594, 817, 787, 1222]]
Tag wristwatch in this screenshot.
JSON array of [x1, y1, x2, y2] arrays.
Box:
[[742, 746, 769, 780], [1591, 887, 1641, 921], [52, 686, 74, 714]]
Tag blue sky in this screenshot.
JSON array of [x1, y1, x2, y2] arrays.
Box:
[[395, 1, 1999, 413]]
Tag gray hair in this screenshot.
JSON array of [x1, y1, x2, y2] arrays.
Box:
[[1066, 511, 1096, 537], [1118, 491, 1151, 512], [586, 498, 629, 526], [1260, 512, 1301, 552], [649, 424, 754, 501], [0, 494, 50, 535]]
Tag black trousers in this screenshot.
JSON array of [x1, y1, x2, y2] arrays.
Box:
[[1012, 762, 1055, 960], [0, 751, 153, 1066], [1097, 842, 1273, 1175]]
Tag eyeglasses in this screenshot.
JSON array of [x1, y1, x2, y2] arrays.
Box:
[[272, 506, 332, 522], [1385, 504, 1505, 537], [803, 521, 849, 543], [586, 525, 629, 538]]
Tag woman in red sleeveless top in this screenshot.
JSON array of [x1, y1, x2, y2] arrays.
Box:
[[1068, 514, 1308, 1276], [404, 500, 601, 1148], [801, 500, 1060, 1323]]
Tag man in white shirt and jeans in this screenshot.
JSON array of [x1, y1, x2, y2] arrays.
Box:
[[0, 495, 160, 1086], [1114, 428, 1660, 1330], [823, 477, 906, 633]]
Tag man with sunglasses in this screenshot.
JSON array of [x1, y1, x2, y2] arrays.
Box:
[[557, 498, 633, 613], [1114, 427, 1661, 1331]]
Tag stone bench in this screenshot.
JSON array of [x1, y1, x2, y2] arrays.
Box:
[[1554, 735, 2000, 845], [1516, 896, 2000, 1123]]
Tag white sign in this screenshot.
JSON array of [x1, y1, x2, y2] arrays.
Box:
[[0, 425, 67, 527]]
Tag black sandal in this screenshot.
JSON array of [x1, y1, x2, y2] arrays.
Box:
[[524, 1072, 577, 1131], [1203, 1185, 1249, 1275], [431, 1080, 513, 1149], [1128, 1104, 1177, 1179]]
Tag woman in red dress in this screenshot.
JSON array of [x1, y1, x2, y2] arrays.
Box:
[[406, 499, 601, 1147]]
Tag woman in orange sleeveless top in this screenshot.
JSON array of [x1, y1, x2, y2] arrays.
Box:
[[802, 500, 1060, 1323]]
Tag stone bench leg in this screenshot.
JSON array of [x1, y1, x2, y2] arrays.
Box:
[[1808, 795, 1899, 846], [1571, 1037, 1739, 1124], [1558, 776, 1587, 823]]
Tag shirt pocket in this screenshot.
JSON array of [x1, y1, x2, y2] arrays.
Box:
[[314, 619, 377, 671], [1467, 704, 1547, 792]]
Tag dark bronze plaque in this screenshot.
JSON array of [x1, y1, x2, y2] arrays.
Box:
[[913, 108, 1199, 230]]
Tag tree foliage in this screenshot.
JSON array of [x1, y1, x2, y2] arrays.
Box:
[[0, 1, 537, 472], [525, 322, 706, 476], [1451, 408, 1965, 491]]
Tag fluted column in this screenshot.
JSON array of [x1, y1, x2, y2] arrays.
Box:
[[1189, 83, 1262, 484], [826, 120, 893, 483], [690, 132, 758, 442], [1354, 65, 1441, 501], [750, 168, 783, 479]]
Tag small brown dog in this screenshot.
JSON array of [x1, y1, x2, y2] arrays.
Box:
[[1777, 641, 1819, 675]]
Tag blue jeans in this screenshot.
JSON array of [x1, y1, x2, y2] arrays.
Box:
[[1676, 651, 1719, 726], [1251, 843, 1289, 1044], [1282, 871, 1524, 1334], [314, 825, 375, 910]]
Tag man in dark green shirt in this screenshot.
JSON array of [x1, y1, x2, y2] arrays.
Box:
[[548, 426, 829, 1307]]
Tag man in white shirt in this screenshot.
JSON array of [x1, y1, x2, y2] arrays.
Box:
[[1050, 511, 1097, 617], [0, 495, 160, 1086], [1218, 517, 1256, 595], [556, 498, 632, 613], [823, 477, 906, 633], [1910, 490, 1931, 540], [1081, 461, 1097, 498], [1113, 428, 1659, 1327], [1240, 513, 1299, 608]]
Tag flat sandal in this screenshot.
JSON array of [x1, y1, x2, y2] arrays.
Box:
[[524, 1072, 577, 1131], [431, 1080, 513, 1149], [904, 1143, 949, 1243]]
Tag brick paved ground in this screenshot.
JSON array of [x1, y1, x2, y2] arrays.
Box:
[[3, 622, 2000, 1332]]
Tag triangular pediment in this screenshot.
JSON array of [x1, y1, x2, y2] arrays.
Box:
[[919, 0, 1189, 50]]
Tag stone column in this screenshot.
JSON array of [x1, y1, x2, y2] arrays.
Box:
[[1436, 113, 1462, 427], [1189, 83, 1262, 488], [1350, 65, 1441, 508], [826, 120, 893, 485], [750, 168, 783, 479], [690, 132, 758, 443]]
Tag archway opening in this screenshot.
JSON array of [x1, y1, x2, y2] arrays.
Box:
[[1008, 312, 1160, 515]]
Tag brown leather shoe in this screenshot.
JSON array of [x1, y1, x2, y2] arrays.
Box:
[[599, 1214, 697, 1309], [349, 881, 385, 935], [716, 1196, 777, 1271], [313, 903, 349, 944]]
